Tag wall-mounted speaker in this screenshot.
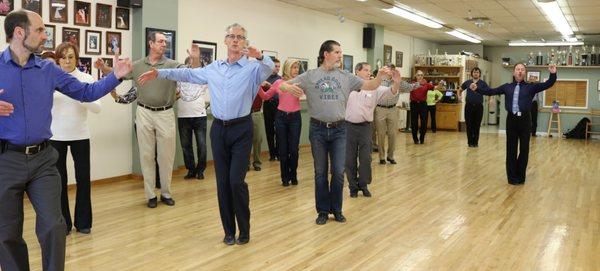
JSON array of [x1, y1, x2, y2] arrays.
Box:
[[117, 0, 142, 8], [363, 27, 374, 49]]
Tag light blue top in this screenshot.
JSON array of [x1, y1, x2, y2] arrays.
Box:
[[157, 55, 274, 120]]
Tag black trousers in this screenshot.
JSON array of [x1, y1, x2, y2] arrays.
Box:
[[210, 116, 252, 238], [531, 101, 538, 135], [427, 105, 437, 132], [465, 102, 484, 146], [410, 101, 428, 143], [0, 146, 66, 271], [50, 140, 92, 232], [345, 122, 372, 191], [506, 111, 532, 184], [274, 110, 301, 183], [263, 101, 278, 159], [178, 117, 207, 174]]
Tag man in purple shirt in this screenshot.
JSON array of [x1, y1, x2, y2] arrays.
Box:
[[0, 10, 131, 271]]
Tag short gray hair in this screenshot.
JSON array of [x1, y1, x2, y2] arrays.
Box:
[[225, 23, 247, 36]]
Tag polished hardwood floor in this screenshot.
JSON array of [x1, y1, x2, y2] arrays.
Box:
[[20, 131, 600, 270]]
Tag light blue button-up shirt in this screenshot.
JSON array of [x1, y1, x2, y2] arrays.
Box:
[[157, 56, 274, 120]]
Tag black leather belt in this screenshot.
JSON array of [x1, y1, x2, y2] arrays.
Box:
[[310, 118, 344, 128], [0, 140, 49, 155], [347, 121, 371, 126], [213, 115, 251, 126], [377, 104, 395, 108], [138, 102, 173, 111], [277, 110, 300, 116]]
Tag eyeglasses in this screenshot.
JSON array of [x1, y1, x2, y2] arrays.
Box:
[[225, 34, 246, 40]]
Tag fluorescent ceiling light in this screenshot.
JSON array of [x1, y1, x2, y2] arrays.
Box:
[[509, 41, 583, 47], [383, 7, 443, 29], [537, 0, 574, 37], [565, 36, 578, 42], [446, 30, 481, 43]]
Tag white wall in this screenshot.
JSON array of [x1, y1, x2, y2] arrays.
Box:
[[383, 30, 438, 77], [177, 0, 368, 71], [0, 0, 133, 183]]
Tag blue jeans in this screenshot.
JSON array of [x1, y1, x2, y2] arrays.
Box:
[[178, 117, 207, 174], [274, 110, 302, 183], [309, 122, 346, 214]]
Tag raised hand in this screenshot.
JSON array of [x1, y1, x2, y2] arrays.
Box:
[[138, 69, 158, 86], [376, 66, 391, 80], [94, 58, 105, 69], [281, 82, 303, 98], [244, 46, 262, 59], [391, 68, 402, 83], [548, 64, 557, 74], [261, 81, 272, 89], [0, 89, 15, 116], [469, 82, 478, 91], [112, 53, 132, 79]]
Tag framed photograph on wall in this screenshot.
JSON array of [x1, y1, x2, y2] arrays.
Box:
[[261, 50, 277, 61], [62, 27, 80, 49], [85, 30, 101, 55], [42, 25, 56, 51], [106, 31, 121, 55], [49, 0, 68, 23], [343, 54, 353, 73], [0, 0, 14, 16], [22, 0, 41, 16], [193, 40, 218, 67], [146, 28, 176, 60], [115, 7, 130, 30], [383, 45, 392, 66], [395, 51, 403, 68], [290, 57, 309, 74], [97, 57, 113, 80], [77, 57, 92, 75], [74, 1, 91, 26], [527, 71, 541, 83], [96, 3, 112, 28]]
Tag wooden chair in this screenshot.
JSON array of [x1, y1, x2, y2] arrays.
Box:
[[585, 109, 600, 140]]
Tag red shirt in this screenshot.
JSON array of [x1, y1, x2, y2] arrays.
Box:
[[410, 82, 434, 102], [251, 89, 263, 112]]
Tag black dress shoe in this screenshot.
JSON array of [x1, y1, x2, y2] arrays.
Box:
[[372, 147, 379, 153], [184, 170, 195, 180], [316, 213, 328, 225], [196, 172, 204, 180], [379, 159, 386, 165], [66, 230, 71, 236], [269, 157, 276, 161], [282, 181, 290, 187], [147, 197, 158, 208], [160, 196, 175, 206], [414, 140, 420, 144], [350, 190, 358, 198], [236, 236, 250, 245], [361, 188, 372, 197], [291, 179, 298, 185], [253, 165, 261, 171], [223, 235, 235, 245], [333, 212, 346, 223], [386, 158, 397, 164], [77, 228, 91, 234]]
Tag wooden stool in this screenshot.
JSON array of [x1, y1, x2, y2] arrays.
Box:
[[547, 111, 561, 138]]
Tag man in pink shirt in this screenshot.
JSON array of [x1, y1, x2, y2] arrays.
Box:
[[345, 63, 416, 197]]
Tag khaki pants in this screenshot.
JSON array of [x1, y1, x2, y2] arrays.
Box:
[[136, 107, 176, 199], [250, 111, 264, 167], [375, 106, 399, 160]]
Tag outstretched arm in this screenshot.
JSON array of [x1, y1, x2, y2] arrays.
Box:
[[532, 64, 557, 93]]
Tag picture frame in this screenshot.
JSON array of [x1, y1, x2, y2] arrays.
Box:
[[383, 45, 392, 66], [290, 57, 309, 74], [343, 54, 353, 73], [115, 7, 130, 30], [0, 0, 14, 16], [261, 50, 278, 61], [193, 40, 218, 67], [74, 1, 91, 27], [77, 57, 92, 75], [96, 3, 112, 28], [395, 51, 403, 68], [146, 28, 176, 60], [106, 31, 121, 55], [527, 71, 541, 83], [62, 27, 80, 50], [22, 0, 41, 16], [85, 30, 101, 55], [49, 0, 68, 23], [97, 57, 113, 80], [42, 24, 56, 51]]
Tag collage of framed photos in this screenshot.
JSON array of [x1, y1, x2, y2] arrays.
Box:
[[1, 1, 130, 78]]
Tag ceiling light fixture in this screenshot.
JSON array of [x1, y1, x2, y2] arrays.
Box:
[[509, 41, 583, 47], [447, 30, 481, 43], [535, 0, 574, 38], [383, 7, 443, 29]]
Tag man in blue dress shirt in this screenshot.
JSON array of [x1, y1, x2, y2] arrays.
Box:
[[138, 23, 274, 246], [471, 63, 557, 185], [0, 10, 132, 271]]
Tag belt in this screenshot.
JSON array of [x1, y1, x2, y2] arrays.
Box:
[[213, 114, 251, 126], [138, 102, 173, 112], [0, 140, 49, 155], [377, 104, 395, 108], [347, 121, 371, 126], [277, 109, 300, 116], [310, 118, 344, 128]]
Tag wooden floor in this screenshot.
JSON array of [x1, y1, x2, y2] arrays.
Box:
[[20, 132, 600, 271]]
